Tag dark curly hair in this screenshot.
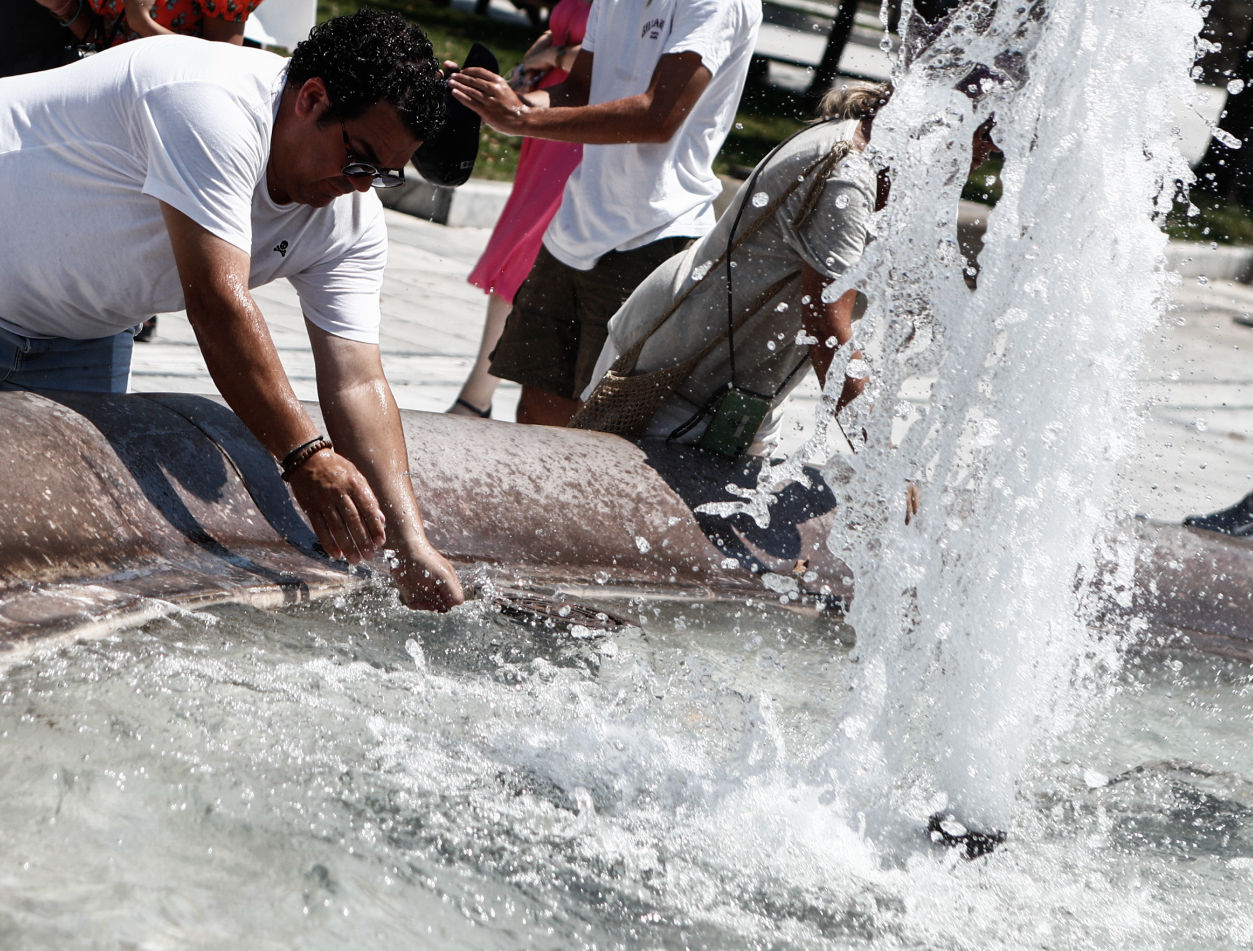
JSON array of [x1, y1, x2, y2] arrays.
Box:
[[287, 8, 445, 140]]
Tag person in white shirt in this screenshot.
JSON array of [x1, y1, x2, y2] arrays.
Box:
[[0, 9, 464, 612], [450, 0, 762, 427]]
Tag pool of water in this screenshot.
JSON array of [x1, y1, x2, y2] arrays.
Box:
[[0, 586, 1249, 949]]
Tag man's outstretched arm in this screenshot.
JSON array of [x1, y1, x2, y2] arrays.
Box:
[[449, 50, 711, 144], [159, 202, 387, 566], [306, 323, 465, 612]]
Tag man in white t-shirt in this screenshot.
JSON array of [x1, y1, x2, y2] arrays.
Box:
[[0, 10, 465, 612], [450, 0, 762, 426]]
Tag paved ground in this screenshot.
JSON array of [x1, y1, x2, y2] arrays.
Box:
[[129, 202, 1251, 526], [1130, 277, 1252, 520]]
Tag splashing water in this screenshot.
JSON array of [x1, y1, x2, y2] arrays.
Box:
[[725, 0, 1203, 837], [3, 589, 1251, 948], [0, 2, 1240, 945]]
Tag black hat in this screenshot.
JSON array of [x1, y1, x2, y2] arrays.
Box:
[[413, 42, 498, 188]]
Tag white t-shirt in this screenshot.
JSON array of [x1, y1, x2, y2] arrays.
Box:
[[0, 36, 386, 343], [543, 0, 762, 270]]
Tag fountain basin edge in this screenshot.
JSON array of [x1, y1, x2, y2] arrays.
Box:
[[1, 391, 1248, 661]]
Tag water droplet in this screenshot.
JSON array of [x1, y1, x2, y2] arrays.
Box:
[[1213, 128, 1242, 150], [751, 191, 769, 208], [691, 262, 712, 281], [1193, 419, 1209, 432], [635, 535, 651, 553], [775, 301, 789, 312], [404, 639, 425, 669], [1228, 78, 1245, 95], [834, 194, 850, 209], [766, 340, 777, 351], [1082, 769, 1108, 789]]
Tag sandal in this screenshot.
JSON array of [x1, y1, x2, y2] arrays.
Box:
[[450, 397, 492, 419], [1183, 491, 1253, 537]]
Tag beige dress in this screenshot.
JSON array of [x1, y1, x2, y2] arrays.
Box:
[[583, 118, 876, 455]]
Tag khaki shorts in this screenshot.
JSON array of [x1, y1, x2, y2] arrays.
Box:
[[489, 236, 691, 400]]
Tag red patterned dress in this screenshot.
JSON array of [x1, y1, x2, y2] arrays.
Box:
[[88, 0, 262, 45], [466, 0, 591, 303]]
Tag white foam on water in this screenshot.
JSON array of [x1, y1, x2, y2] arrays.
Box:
[[3, 589, 1253, 948]]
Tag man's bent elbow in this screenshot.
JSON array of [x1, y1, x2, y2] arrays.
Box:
[[646, 111, 690, 143]]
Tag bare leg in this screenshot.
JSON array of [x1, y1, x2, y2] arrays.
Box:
[[448, 292, 511, 418], [516, 385, 578, 426]]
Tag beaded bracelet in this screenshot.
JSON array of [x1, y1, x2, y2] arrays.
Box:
[[280, 435, 333, 482]]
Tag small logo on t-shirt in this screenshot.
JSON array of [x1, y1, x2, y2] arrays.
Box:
[[273, 240, 289, 257], [641, 16, 666, 39]]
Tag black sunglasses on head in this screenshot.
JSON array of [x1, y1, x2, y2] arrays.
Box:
[[340, 120, 405, 188]]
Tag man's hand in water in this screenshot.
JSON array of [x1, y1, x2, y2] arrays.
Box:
[[301, 322, 465, 614], [390, 540, 465, 612]]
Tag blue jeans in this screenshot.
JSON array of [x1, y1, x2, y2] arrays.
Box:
[[0, 326, 134, 394]]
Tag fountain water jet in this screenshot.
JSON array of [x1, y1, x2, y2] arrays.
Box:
[[777, 0, 1209, 843]]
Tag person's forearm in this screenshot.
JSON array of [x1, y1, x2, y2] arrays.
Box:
[[123, 0, 171, 36], [133, 16, 173, 36], [503, 93, 683, 144], [451, 51, 707, 144], [308, 349, 464, 611], [520, 30, 554, 63], [549, 42, 581, 74], [832, 358, 867, 411], [185, 292, 320, 460], [801, 269, 864, 406], [317, 375, 430, 554], [161, 204, 387, 564]]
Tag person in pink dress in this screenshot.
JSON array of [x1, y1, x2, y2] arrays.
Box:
[[448, 0, 591, 418]]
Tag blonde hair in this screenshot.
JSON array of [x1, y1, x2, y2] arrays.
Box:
[[788, 82, 891, 231], [816, 81, 893, 122]]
